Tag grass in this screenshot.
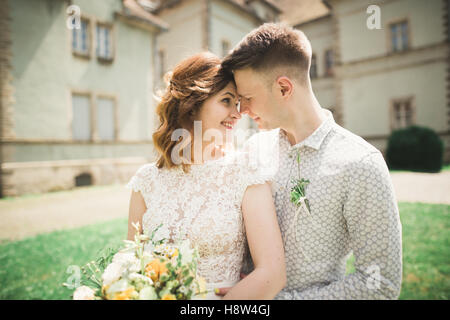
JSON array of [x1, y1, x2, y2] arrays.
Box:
[[345, 202, 449, 300], [0, 203, 448, 300], [0, 218, 127, 300]]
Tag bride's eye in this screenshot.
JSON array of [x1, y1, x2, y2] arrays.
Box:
[[222, 98, 230, 105]]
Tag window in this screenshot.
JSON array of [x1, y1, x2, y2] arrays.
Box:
[[72, 94, 91, 140], [96, 97, 116, 141], [391, 98, 415, 130], [310, 53, 318, 79], [390, 20, 409, 52], [96, 23, 113, 61], [324, 49, 334, 77], [447, 0, 450, 41], [221, 40, 231, 58], [72, 18, 90, 57], [158, 49, 166, 81]]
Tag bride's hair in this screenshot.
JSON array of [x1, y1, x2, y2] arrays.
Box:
[[152, 52, 235, 172]]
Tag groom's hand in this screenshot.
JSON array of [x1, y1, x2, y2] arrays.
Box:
[[215, 273, 248, 297]]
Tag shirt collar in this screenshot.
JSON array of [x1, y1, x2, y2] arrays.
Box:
[[280, 108, 335, 151]]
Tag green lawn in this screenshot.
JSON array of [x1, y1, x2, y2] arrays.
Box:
[[0, 202, 448, 300], [345, 202, 449, 299], [0, 218, 127, 300]]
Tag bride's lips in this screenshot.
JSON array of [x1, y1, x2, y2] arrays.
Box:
[[220, 121, 234, 130]]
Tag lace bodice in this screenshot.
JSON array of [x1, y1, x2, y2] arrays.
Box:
[[125, 151, 273, 284]]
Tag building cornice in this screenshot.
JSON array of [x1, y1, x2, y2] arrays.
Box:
[[335, 41, 450, 79]]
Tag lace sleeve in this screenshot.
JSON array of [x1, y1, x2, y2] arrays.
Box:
[[125, 162, 157, 197]]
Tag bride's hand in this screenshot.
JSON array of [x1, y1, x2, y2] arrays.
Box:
[[214, 273, 248, 297]]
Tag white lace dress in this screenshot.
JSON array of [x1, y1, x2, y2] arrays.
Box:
[[125, 151, 273, 299]]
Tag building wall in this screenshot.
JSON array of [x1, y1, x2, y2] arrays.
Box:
[[297, 16, 337, 112], [210, 0, 261, 132], [2, 0, 158, 196], [330, 0, 449, 160], [156, 0, 204, 73], [336, 0, 447, 63], [209, 0, 258, 56], [9, 0, 156, 150]]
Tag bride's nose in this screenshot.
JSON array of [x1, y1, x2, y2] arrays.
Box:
[[230, 103, 241, 120]]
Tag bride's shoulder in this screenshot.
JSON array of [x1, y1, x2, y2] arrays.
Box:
[[136, 161, 158, 174]]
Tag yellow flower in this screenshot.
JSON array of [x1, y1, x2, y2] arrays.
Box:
[[113, 287, 137, 300], [161, 293, 176, 300]]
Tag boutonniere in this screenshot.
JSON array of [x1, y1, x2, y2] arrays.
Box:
[[290, 151, 311, 215]]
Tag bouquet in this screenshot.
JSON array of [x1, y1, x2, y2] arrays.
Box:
[[68, 222, 207, 300]]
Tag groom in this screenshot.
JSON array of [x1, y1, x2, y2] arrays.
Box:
[[217, 23, 402, 299]]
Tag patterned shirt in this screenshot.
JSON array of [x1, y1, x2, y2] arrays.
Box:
[[243, 109, 403, 299]]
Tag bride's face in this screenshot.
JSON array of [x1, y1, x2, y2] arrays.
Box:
[[197, 82, 241, 139]]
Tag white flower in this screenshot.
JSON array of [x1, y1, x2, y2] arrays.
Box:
[[111, 251, 140, 273], [138, 286, 157, 300], [105, 279, 130, 295], [179, 239, 194, 264], [141, 251, 154, 266], [102, 262, 123, 287], [128, 273, 153, 285], [73, 286, 96, 300], [112, 251, 135, 264]]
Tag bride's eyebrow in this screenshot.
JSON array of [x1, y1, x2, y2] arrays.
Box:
[[222, 92, 236, 99]]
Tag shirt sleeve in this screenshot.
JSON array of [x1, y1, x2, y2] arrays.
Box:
[[276, 151, 403, 300]]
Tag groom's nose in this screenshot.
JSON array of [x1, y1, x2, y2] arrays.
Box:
[[239, 99, 250, 115]]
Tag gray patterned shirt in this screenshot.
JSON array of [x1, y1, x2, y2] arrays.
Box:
[[243, 109, 403, 299]]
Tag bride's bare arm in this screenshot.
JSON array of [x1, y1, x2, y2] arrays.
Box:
[[222, 182, 286, 300], [127, 191, 147, 240]]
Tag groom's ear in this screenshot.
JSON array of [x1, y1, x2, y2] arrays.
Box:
[[275, 76, 293, 99]]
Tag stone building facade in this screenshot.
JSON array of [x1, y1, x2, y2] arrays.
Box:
[[1, 0, 448, 197]]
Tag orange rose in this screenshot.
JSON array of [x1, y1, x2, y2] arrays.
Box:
[[145, 259, 169, 282]]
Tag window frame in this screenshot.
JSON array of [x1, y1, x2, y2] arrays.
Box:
[[389, 96, 416, 131], [95, 21, 115, 63], [387, 17, 411, 53], [324, 48, 334, 77], [70, 90, 94, 141], [71, 16, 92, 59], [94, 93, 118, 142], [158, 48, 167, 82], [310, 53, 318, 79], [221, 39, 231, 58]]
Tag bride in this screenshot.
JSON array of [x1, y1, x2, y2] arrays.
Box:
[[125, 52, 286, 299]]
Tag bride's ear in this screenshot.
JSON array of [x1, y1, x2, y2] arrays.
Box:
[[275, 76, 293, 99]]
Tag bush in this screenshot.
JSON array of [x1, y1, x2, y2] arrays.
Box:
[[386, 125, 444, 172]]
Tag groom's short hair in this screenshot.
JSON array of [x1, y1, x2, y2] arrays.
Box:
[[222, 23, 313, 84]]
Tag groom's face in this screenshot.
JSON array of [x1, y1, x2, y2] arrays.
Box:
[[234, 68, 277, 130]]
